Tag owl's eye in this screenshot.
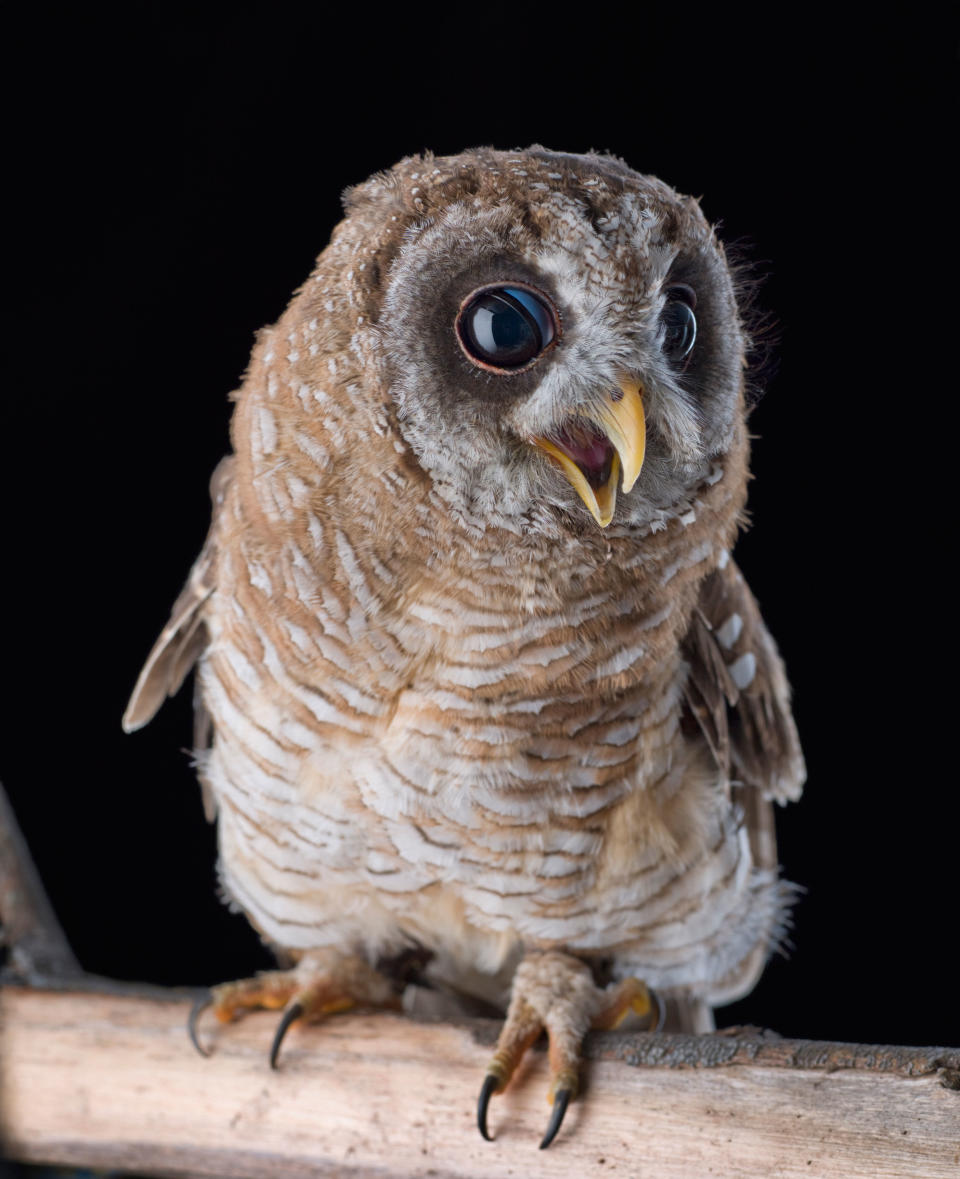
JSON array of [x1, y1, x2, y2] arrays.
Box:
[[661, 285, 697, 361], [457, 286, 557, 371]]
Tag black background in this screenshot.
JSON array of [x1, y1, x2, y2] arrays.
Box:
[[3, 11, 956, 1050]]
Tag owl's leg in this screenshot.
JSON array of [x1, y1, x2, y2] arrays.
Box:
[[477, 951, 659, 1149], [188, 949, 400, 1066]]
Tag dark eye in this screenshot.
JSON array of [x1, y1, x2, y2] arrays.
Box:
[[661, 285, 697, 361], [457, 285, 557, 370]]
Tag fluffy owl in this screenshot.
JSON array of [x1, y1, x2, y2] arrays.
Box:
[[124, 146, 804, 1147]]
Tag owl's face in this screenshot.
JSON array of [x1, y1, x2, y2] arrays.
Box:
[[363, 149, 748, 537]]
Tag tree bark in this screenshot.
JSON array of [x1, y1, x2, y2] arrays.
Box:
[[2, 986, 957, 1178]]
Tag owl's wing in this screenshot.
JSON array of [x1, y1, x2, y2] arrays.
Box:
[[681, 556, 805, 1006], [682, 556, 805, 805], [121, 457, 232, 742]]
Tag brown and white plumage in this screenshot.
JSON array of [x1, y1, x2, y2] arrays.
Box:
[[124, 146, 803, 1140]]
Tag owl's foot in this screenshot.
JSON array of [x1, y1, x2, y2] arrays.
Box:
[[477, 951, 660, 1149], [188, 949, 400, 1067]]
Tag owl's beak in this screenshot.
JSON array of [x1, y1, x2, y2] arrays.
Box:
[[534, 378, 645, 527]]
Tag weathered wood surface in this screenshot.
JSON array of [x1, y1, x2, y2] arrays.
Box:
[[1, 987, 957, 1178]]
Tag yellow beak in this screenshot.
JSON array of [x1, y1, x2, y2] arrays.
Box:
[[534, 378, 645, 527]]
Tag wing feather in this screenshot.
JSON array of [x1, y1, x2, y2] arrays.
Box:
[[121, 457, 232, 735], [682, 557, 805, 805], [680, 556, 805, 1006]]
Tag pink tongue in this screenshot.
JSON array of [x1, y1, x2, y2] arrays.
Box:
[[556, 423, 610, 470]]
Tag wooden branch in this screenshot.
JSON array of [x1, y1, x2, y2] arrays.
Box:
[[0, 780, 81, 983], [1, 986, 957, 1178]]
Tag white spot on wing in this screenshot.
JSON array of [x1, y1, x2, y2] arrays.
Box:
[[716, 613, 743, 650], [729, 652, 756, 689]]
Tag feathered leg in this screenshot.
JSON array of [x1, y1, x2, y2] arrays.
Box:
[[477, 951, 660, 1148]]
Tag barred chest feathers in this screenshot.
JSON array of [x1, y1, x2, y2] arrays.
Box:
[[198, 382, 759, 1002]]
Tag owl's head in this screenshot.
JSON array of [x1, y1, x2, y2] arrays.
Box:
[[326, 148, 750, 538]]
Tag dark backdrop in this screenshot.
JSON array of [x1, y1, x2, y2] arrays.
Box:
[[4, 12, 955, 1048]]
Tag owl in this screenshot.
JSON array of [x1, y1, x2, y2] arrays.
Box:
[[124, 146, 804, 1148]]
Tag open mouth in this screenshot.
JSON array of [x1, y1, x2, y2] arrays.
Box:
[[548, 419, 616, 490], [533, 378, 646, 528]]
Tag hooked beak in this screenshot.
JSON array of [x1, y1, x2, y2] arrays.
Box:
[[533, 377, 645, 527]]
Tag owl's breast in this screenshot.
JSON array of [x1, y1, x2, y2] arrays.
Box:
[[200, 468, 755, 990], [201, 543, 688, 904]]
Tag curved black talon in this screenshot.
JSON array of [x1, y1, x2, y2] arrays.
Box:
[[539, 1088, 572, 1150], [269, 1000, 305, 1069], [187, 991, 213, 1058], [477, 1072, 499, 1141]]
